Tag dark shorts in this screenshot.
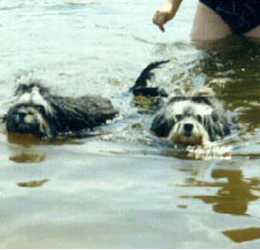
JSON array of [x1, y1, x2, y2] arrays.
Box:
[[200, 0, 260, 34]]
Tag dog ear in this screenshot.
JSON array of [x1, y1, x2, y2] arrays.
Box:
[[204, 112, 231, 141], [151, 110, 175, 137], [14, 84, 29, 96], [213, 111, 231, 137], [0, 115, 6, 123]]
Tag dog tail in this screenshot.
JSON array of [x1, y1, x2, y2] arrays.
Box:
[[134, 60, 170, 88], [130, 60, 170, 97]]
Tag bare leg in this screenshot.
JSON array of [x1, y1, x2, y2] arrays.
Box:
[[191, 2, 232, 41], [245, 26, 260, 38]]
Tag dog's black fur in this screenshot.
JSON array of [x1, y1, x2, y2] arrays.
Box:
[[4, 82, 118, 139], [131, 61, 234, 145], [130, 60, 169, 97], [150, 95, 231, 142]]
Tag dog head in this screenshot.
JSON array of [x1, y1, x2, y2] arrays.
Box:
[[167, 97, 212, 145], [5, 83, 55, 138], [6, 104, 53, 138], [151, 95, 231, 146]]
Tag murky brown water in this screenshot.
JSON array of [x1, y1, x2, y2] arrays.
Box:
[[1, 0, 260, 248]]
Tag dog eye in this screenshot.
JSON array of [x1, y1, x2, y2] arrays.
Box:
[[196, 115, 202, 122], [37, 106, 44, 113], [176, 115, 183, 121], [212, 113, 219, 122]]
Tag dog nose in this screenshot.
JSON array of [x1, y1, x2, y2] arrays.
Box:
[[184, 123, 193, 133]]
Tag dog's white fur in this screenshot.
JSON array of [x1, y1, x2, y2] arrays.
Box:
[[165, 99, 212, 145], [133, 61, 234, 147], [151, 87, 232, 146], [168, 114, 211, 146], [16, 86, 53, 115], [15, 106, 52, 137], [165, 100, 214, 119], [5, 82, 118, 139]]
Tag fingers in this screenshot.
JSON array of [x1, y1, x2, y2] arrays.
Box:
[[159, 24, 165, 32], [152, 10, 167, 32]]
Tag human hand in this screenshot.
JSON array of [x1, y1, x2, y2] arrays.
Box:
[[152, 9, 175, 32]]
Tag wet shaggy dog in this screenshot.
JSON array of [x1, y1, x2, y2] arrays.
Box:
[[3, 83, 118, 139], [131, 61, 233, 146], [150, 95, 231, 145]]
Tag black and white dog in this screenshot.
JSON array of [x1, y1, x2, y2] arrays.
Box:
[[131, 61, 234, 146], [3, 82, 118, 139]]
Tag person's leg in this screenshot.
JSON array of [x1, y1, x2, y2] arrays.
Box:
[[245, 26, 260, 39], [191, 2, 232, 41]]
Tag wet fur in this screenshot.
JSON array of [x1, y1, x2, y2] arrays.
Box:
[[5, 83, 118, 138], [132, 61, 233, 145], [130, 60, 169, 97], [151, 96, 231, 143]]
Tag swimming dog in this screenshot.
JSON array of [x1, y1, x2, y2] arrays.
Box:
[[131, 61, 233, 146], [3, 82, 118, 139]]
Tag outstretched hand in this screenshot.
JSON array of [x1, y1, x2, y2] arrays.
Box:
[[153, 0, 183, 32], [152, 10, 174, 32]]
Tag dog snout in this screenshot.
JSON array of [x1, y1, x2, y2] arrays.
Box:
[[183, 123, 193, 134]]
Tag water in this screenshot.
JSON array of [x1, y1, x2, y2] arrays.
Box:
[[1, 0, 260, 248]]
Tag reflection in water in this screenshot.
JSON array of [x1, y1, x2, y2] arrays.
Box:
[[177, 204, 188, 209], [7, 133, 43, 146], [10, 152, 46, 163], [180, 169, 260, 216], [64, 0, 97, 5], [194, 37, 260, 132], [7, 132, 83, 146], [223, 227, 260, 243], [17, 179, 49, 188]]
